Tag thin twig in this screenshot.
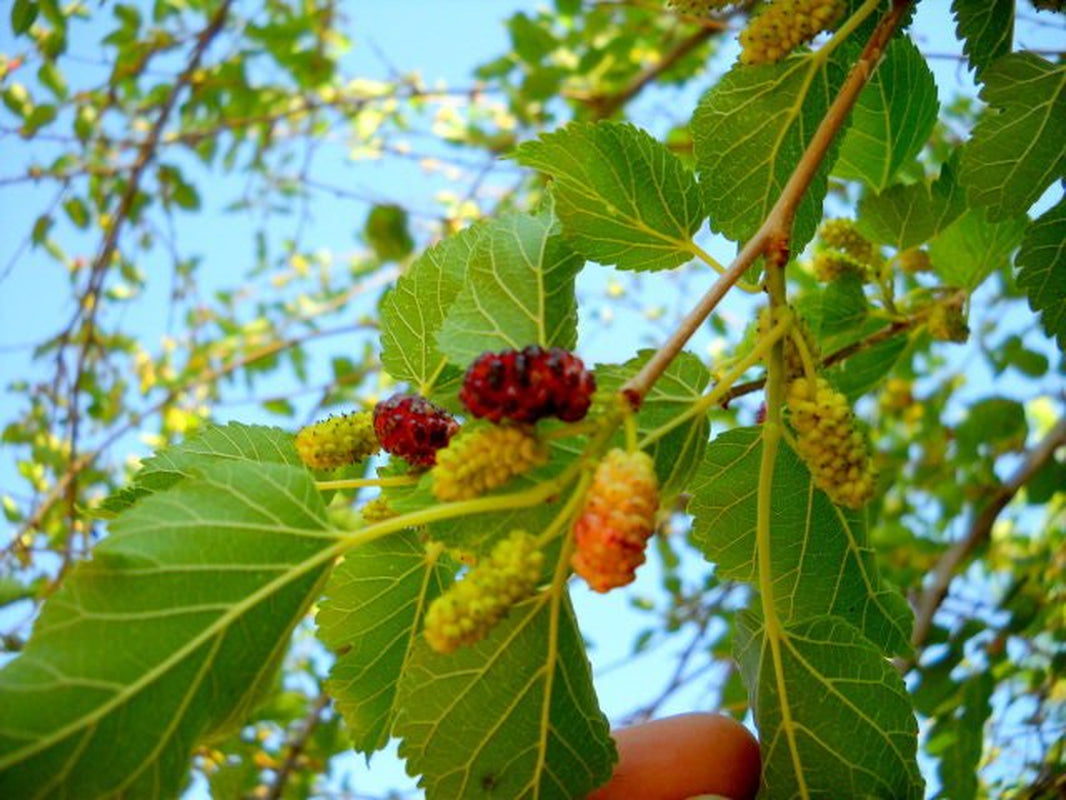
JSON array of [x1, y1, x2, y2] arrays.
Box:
[[584, 25, 722, 120], [55, 0, 236, 579], [261, 692, 331, 800], [907, 415, 1066, 658]]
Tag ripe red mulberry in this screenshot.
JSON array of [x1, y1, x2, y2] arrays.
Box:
[[460, 345, 595, 424], [294, 411, 379, 470], [571, 449, 659, 593], [372, 393, 459, 467]]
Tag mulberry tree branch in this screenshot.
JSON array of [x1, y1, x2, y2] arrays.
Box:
[[908, 415, 1066, 657], [621, 0, 913, 405]]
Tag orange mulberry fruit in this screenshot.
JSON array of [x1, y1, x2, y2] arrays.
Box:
[[571, 449, 660, 593], [294, 411, 379, 470], [423, 531, 544, 654], [432, 424, 548, 501]]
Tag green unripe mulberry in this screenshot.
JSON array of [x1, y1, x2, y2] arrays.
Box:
[[423, 531, 544, 654], [786, 377, 876, 509], [294, 411, 380, 470], [739, 0, 847, 65], [432, 424, 548, 502]]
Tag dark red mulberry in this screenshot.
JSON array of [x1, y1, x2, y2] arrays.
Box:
[[372, 393, 459, 466], [459, 346, 595, 424]]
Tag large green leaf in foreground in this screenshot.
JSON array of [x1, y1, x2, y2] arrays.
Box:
[[0, 459, 339, 798], [737, 612, 923, 799], [395, 590, 615, 800], [689, 427, 912, 657], [317, 531, 452, 756]]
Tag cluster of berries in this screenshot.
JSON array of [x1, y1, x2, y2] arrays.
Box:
[[739, 0, 847, 66], [786, 377, 876, 509], [423, 530, 544, 653], [296, 346, 594, 471], [571, 449, 660, 593], [810, 218, 882, 282]]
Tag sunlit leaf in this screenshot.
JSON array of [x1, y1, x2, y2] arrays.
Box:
[[380, 225, 480, 396], [690, 427, 912, 656], [515, 121, 705, 271], [395, 589, 615, 800], [833, 37, 938, 192], [736, 612, 924, 799], [0, 460, 339, 799], [436, 211, 583, 365], [959, 53, 1066, 220], [317, 531, 452, 756], [98, 423, 301, 515], [693, 52, 846, 250]]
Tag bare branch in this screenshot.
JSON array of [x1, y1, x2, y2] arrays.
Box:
[[908, 415, 1066, 655]]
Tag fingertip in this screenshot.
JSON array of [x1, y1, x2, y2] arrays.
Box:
[[589, 712, 761, 800]]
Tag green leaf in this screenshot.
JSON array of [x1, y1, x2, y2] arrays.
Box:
[[10, 0, 37, 35], [0, 460, 339, 798], [98, 423, 301, 514], [959, 53, 1066, 220], [952, 0, 1014, 80], [693, 52, 846, 251], [436, 211, 583, 365], [514, 122, 705, 272], [316, 531, 451, 756], [364, 203, 415, 262], [380, 225, 480, 396], [1015, 196, 1066, 350], [833, 37, 938, 192], [826, 331, 908, 400], [594, 350, 711, 498], [0, 577, 33, 609], [796, 273, 869, 338], [956, 397, 1028, 458], [858, 156, 966, 251], [736, 612, 923, 799], [689, 428, 912, 656], [395, 590, 615, 799], [929, 208, 1027, 289], [929, 672, 994, 800]]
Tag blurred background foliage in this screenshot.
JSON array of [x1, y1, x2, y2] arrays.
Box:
[[1, 1, 1063, 797]]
